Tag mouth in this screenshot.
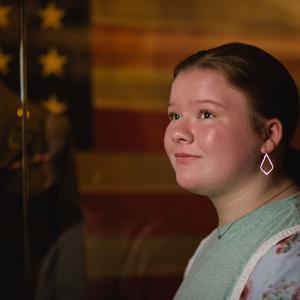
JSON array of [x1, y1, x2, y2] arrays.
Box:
[[175, 153, 201, 163]]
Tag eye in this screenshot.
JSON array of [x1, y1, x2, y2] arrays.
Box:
[[199, 110, 215, 119], [168, 112, 180, 121]]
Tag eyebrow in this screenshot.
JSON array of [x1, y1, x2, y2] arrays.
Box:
[[168, 99, 228, 109], [192, 99, 228, 109]]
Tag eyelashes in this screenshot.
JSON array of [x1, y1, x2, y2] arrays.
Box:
[[168, 110, 215, 121], [199, 110, 215, 119], [168, 112, 180, 120]]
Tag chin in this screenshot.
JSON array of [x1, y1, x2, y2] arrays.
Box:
[[176, 175, 205, 194], [175, 170, 215, 196]]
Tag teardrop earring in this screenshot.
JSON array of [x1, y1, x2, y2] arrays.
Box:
[[260, 153, 273, 175]]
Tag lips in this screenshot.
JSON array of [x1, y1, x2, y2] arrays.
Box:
[[175, 153, 201, 163]]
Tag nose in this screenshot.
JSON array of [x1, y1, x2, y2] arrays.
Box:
[[170, 123, 194, 144]]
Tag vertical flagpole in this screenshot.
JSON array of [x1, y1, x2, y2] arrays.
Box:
[[20, 0, 30, 296]]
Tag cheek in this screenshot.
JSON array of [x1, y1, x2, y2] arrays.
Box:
[[196, 122, 257, 158], [218, 127, 260, 170], [164, 125, 173, 160], [163, 125, 170, 152], [194, 124, 219, 151]]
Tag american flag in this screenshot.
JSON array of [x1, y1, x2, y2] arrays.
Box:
[[1, 1, 300, 300], [0, 0, 91, 149], [84, 1, 300, 299]]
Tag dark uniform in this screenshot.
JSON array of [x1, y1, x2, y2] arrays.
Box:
[[0, 83, 81, 299]]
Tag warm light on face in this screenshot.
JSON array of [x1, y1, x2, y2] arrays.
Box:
[[164, 68, 262, 197]]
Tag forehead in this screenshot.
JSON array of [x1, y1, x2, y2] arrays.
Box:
[[170, 68, 249, 109]]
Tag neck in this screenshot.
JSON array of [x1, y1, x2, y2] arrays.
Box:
[[210, 174, 298, 227]]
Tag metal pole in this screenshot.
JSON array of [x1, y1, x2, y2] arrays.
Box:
[[19, 0, 29, 296]]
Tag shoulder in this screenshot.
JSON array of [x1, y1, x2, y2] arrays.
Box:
[[241, 232, 300, 300], [183, 230, 217, 277]]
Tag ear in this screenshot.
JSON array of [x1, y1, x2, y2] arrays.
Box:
[[260, 118, 283, 154]]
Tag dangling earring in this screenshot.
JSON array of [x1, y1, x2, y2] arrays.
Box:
[[260, 153, 273, 175]]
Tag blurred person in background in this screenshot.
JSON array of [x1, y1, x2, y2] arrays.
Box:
[[0, 82, 82, 298]]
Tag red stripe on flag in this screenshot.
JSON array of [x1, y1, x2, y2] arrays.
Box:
[[81, 193, 217, 237], [93, 109, 168, 151]]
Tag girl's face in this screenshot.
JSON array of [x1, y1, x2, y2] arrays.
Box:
[[164, 68, 263, 197]]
